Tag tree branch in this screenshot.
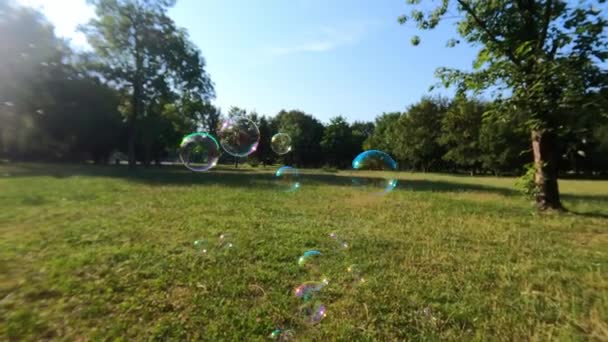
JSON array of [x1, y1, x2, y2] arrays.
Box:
[[539, 0, 553, 51], [456, 0, 521, 67]]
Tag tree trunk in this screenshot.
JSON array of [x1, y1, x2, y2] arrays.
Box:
[[234, 157, 239, 168], [531, 130, 563, 210], [127, 121, 136, 169]]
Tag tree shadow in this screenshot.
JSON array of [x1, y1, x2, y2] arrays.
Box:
[[566, 210, 608, 219], [3, 163, 608, 207]]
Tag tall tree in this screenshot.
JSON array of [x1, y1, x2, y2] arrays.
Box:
[[439, 97, 486, 174], [363, 112, 401, 153], [321, 116, 355, 168], [82, 0, 214, 168], [393, 97, 449, 172], [400, 0, 608, 209], [273, 110, 324, 167]]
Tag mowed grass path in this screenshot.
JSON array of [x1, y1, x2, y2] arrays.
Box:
[[1, 163, 607, 340]]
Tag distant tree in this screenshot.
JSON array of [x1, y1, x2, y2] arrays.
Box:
[[393, 97, 449, 172], [273, 110, 324, 167], [256, 116, 273, 166], [0, 0, 67, 160], [479, 114, 530, 175], [351, 121, 374, 153], [82, 0, 214, 168], [439, 97, 486, 174], [400, 0, 608, 209], [363, 113, 401, 153], [321, 116, 355, 168]]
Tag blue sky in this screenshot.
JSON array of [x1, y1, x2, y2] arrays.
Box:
[[19, 0, 480, 122]]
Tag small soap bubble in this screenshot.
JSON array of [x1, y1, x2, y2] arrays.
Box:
[[294, 280, 328, 301], [193, 240, 208, 254], [269, 328, 294, 341], [275, 166, 300, 192], [297, 250, 321, 267], [271, 133, 292, 155], [329, 232, 349, 249], [298, 301, 327, 325]]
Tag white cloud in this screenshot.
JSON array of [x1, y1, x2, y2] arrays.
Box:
[[267, 22, 372, 56]]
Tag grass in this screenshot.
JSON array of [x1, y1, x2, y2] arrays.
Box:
[[0, 163, 607, 340]]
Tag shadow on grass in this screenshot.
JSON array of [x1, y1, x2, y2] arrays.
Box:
[[4, 163, 608, 205]]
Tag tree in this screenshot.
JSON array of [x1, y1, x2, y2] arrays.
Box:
[[321, 116, 355, 168], [400, 0, 608, 209], [255, 116, 273, 166], [478, 113, 530, 175], [273, 110, 324, 167], [393, 97, 449, 172], [82, 0, 214, 168], [439, 97, 486, 174], [351, 121, 374, 155], [363, 113, 401, 153]]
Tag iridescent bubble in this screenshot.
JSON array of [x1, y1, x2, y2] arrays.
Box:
[[271, 133, 292, 155], [179, 132, 220, 172], [347, 264, 365, 285], [269, 328, 294, 341], [218, 116, 260, 157], [297, 250, 321, 267], [329, 232, 349, 249], [275, 166, 300, 192], [218, 233, 234, 249], [298, 301, 327, 325], [193, 239, 208, 254], [351, 150, 398, 193], [294, 280, 328, 301]]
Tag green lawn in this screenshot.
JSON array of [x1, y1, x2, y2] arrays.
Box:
[[1, 163, 607, 340]]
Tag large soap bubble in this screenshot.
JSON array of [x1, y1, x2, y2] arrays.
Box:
[[218, 116, 260, 157], [179, 132, 221, 172], [351, 150, 398, 193]]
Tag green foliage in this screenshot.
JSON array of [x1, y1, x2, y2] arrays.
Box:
[[515, 163, 539, 198], [82, 0, 214, 166], [393, 97, 449, 171], [320, 116, 360, 168], [273, 110, 324, 167], [439, 97, 486, 172]]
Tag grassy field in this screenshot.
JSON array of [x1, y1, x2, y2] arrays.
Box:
[[1, 163, 607, 340]]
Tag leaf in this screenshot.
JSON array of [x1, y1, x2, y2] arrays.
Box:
[[411, 36, 421, 46]]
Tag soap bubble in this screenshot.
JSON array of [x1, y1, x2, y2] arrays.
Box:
[[275, 166, 300, 192], [179, 133, 221, 172], [218, 233, 234, 249], [329, 232, 349, 249], [193, 240, 208, 254], [294, 280, 328, 301], [298, 301, 327, 325], [271, 133, 292, 155], [351, 150, 398, 193], [218, 116, 260, 157], [297, 250, 321, 267], [269, 328, 294, 341], [347, 264, 365, 285]]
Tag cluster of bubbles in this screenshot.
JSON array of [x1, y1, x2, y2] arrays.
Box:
[[180, 116, 265, 171], [269, 232, 367, 339], [192, 232, 234, 255], [180, 120, 397, 337], [179, 117, 400, 196]]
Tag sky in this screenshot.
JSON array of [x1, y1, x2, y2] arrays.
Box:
[[17, 0, 480, 123]]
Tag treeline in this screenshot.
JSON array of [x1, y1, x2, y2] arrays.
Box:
[[1, 0, 607, 176]]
